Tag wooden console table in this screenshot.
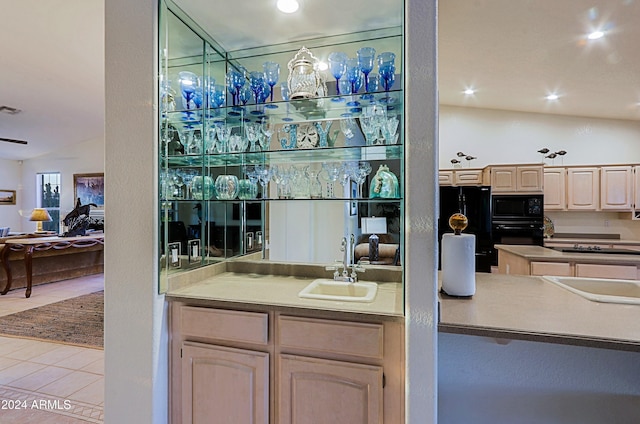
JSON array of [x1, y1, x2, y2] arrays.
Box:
[[0, 234, 105, 298]]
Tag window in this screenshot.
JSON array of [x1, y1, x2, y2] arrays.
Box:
[[36, 172, 61, 233]]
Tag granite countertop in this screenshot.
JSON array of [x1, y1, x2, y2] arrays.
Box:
[[166, 271, 404, 318], [438, 272, 640, 351], [545, 238, 640, 246], [495, 244, 640, 264]]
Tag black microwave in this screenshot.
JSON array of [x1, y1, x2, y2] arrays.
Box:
[[492, 195, 543, 220]]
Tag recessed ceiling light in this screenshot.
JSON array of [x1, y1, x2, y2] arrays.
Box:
[[587, 30, 605, 40], [463, 88, 475, 95], [277, 0, 299, 13], [545, 93, 559, 101]]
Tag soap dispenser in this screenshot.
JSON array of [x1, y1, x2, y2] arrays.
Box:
[[441, 213, 476, 297]]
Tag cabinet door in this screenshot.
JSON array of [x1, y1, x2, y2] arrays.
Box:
[[182, 342, 269, 424], [439, 170, 454, 186], [454, 169, 484, 186], [278, 354, 383, 424], [600, 166, 633, 210], [491, 166, 517, 192], [516, 165, 543, 192], [567, 167, 600, 210], [575, 263, 638, 280], [531, 261, 572, 276], [543, 168, 566, 210]]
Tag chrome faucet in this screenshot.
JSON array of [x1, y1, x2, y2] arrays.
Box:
[[326, 235, 365, 283]]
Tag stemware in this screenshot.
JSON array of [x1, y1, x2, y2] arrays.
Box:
[[357, 47, 376, 93], [381, 116, 400, 144], [353, 162, 372, 198], [260, 118, 274, 151], [262, 61, 280, 107], [377, 52, 396, 100], [280, 82, 293, 122], [364, 73, 380, 101], [209, 84, 226, 115], [160, 76, 176, 114], [345, 58, 361, 97], [215, 123, 232, 153], [306, 166, 323, 199], [245, 122, 261, 152], [339, 117, 357, 143], [254, 164, 273, 199], [238, 85, 253, 110], [225, 70, 241, 107], [178, 71, 199, 111], [328, 52, 348, 101], [249, 71, 266, 115], [322, 162, 343, 198]]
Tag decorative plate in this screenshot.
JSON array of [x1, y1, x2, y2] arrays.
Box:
[[296, 124, 319, 149]]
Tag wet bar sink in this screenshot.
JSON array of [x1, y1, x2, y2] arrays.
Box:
[[542, 276, 640, 305], [298, 279, 378, 302]]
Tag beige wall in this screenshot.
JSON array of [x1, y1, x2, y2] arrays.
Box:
[[0, 158, 23, 230]]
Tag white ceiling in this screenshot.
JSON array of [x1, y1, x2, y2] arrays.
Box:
[[1, 0, 638, 161]]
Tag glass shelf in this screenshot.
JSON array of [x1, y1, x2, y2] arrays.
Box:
[[162, 89, 404, 127], [160, 197, 403, 203], [162, 144, 403, 167]]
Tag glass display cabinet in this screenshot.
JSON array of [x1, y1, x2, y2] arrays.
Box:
[[158, 2, 404, 294]]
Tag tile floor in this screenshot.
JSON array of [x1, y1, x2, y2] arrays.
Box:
[[0, 274, 104, 423]]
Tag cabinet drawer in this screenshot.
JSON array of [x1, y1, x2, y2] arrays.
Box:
[[180, 306, 269, 346], [531, 261, 572, 276], [575, 264, 638, 280], [278, 316, 384, 360]]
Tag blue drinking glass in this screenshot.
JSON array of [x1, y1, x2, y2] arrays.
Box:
[[178, 71, 199, 110], [345, 58, 360, 95], [262, 61, 280, 107], [249, 71, 265, 115], [357, 47, 376, 92], [239, 85, 253, 107], [226, 70, 240, 106], [210, 84, 226, 110], [328, 51, 348, 100], [377, 52, 396, 91], [363, 73, 380, 101]]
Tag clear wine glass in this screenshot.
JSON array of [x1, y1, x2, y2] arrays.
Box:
[[215, 123, 232, 153], [280, 82, 293, 122], [260, 118, 274, 151], [328, 52, 348, 101], [357, 47, 376, 92], [322, 162, 343, 198], [354, 162, 372, 198], [254, 164, 273, 199], [339, 117, 357, 143], [262, 61, 280, 107], [245, 122, 261, 152]]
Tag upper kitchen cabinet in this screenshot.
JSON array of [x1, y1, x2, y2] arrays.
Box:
[[490, 164, 543, 194], [600, 166, 633, 211], [438, 168, 488, 186], [157, 0, 406, 291], [635, 166, 640, 219], [567, 167, 600, 210], [543, 167, 566, 211]]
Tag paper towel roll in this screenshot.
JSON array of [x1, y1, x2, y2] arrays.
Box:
[[441, 233, 476, 297]]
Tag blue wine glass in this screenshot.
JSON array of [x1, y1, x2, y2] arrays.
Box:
[[249, 71, 265, 115], [357, 47, 376, 92], [364, 73, 380, 101], [210, 84, 226, 112], [377, 52, 396, 91], [232, 69, 246, 107], [328, 52, 348, 101], [262, 61, 280, 107], [345, 58, 360, 95], [338, 79, 353, 117], [178, 71, 199, 110], [239, 85, 253, 107], [225, 70, 238, 106]]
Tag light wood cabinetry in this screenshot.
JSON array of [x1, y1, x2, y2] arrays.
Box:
[[600, 166, 633, 210], [633, 166, 640, 219], [171, 303, 404, 423], [439, 168, 487, 186], [575, 263, 638, 280], [530, 261, 572, 276], [567, 167, 600, 210], [181, 342, 269, 424], [490, 165, 543, 193], [543, 167, 566, 210]]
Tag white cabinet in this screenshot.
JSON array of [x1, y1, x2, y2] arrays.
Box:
[[567, 167, 600, 210], [543, 167, 566, 210], [600, 166, 633, 210], [490, 165, 543, 193]]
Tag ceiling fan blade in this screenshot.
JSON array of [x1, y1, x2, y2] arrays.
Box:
[[0, 137, 28, 145]]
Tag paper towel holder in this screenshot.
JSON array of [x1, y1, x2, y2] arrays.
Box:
[[440, 212, 476, 298]]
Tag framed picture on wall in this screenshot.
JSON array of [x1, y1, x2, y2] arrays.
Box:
[[0, 189, 16, 205], [74, 173, 105, 207]]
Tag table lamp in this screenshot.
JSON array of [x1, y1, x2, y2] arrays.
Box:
[[30, 208, 52, 233], [361, 217, 387, 261]]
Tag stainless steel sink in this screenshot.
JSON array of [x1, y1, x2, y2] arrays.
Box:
[[298, 279, 378, 303], [542, 276, 640, 305]]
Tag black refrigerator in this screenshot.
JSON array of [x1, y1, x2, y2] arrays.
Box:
[[438, 185, 493, 273]]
